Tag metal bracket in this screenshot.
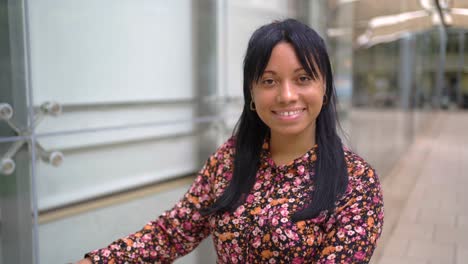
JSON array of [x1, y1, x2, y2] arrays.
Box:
[[1, 102, 65, 175]]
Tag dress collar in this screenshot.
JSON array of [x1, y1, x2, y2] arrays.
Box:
[[260, 137, 318, 170]]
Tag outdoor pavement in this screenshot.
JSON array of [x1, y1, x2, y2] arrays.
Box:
[[373, 111, 468, 264]]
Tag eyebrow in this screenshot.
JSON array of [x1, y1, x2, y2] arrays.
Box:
[[262, 68, 306, 75]]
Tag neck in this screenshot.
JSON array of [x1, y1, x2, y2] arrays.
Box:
[[269, 130, 316, 166]]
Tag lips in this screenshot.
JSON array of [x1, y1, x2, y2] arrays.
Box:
[[273, 108, 306, 117]]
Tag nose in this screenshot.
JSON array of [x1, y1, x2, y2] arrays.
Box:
[[276, 81, 298, 104]]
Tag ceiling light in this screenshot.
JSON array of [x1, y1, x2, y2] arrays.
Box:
[[369, 10, 428, 28], [451, 8, 468, 16], [419, 0, 435, 11], [338, 0, 360, 4]]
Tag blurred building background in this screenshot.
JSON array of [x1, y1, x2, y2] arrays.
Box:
[[0, 0, 467, 263]]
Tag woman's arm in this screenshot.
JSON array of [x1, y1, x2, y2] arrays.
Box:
[[314, 164, 384, 264], [81, 143, 229, 264]]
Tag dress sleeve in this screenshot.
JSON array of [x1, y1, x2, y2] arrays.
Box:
[[84, 145, 226, 264], [313, 161, 384, 264]]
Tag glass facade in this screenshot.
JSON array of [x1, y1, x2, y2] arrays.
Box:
[[1, 0, 467, 263], [326, 0, 466, 177]]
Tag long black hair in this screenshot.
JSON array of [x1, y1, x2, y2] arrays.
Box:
[[202, 19, 348, 221]]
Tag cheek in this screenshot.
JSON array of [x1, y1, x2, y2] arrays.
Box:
[[252, 90, 273, 107], [304, 90, 325, 105], [252, 97, 273, 123], [313, 96, 324, 107]]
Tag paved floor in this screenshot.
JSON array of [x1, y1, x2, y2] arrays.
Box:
[[374, 111, 468, 264]]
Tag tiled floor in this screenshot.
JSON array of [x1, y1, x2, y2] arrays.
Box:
[[374, 111, 468, 264]]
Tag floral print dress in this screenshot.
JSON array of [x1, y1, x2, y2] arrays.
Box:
[[85, 137, 384, 263]]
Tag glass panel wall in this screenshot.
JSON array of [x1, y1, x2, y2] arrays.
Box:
[[445, 28, 468, 109], [3, 0, 463, 263], [326, 0, 444, 177], [26, 1, 208, 263]]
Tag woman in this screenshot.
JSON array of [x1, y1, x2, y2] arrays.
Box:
[[78, 19, 384, 264]]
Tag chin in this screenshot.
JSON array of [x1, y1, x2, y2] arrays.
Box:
[[271, 128, 310, 138]]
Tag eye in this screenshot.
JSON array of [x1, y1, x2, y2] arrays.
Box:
[[261, 78, 276, 87], [298, 75, 312, 84]]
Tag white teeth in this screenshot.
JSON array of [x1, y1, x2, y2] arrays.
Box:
[[277, 110, 303, 116]]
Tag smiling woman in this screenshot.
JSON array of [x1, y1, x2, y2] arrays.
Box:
[[77, 19, 384, 264], [251, 42, 325, 165]]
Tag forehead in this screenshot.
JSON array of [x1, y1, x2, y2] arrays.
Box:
[[264, 42, 302, 70], [262, 42, 322, 81]]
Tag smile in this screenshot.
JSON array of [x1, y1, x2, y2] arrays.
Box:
[[277, 110, 303, 116], [273, 108, 306, 118]]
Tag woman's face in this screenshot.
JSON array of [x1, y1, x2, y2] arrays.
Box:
[[251, 42, 325, 140]]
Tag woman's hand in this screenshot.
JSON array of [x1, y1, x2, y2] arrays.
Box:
[[75, 258, 92, 264]]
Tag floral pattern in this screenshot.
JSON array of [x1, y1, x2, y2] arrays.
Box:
[[85, 137, 384, 263]]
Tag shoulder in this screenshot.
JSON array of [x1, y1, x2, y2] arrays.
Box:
[[343, 147, 375, 179], [331, 147, 384, 223], [342, 147, 382, 197], [203, 137, 236, 196], [203, 137, 236, 177], [196, 137, 235, 187], [210, 136, 236, 163]]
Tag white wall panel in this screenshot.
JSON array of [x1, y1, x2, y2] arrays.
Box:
[[38, 183, 216, 264], [36, 104, 196, 149], [26, 0, 200, 211], [28, 0, 193, 105], [37, 134, 199, 211]]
